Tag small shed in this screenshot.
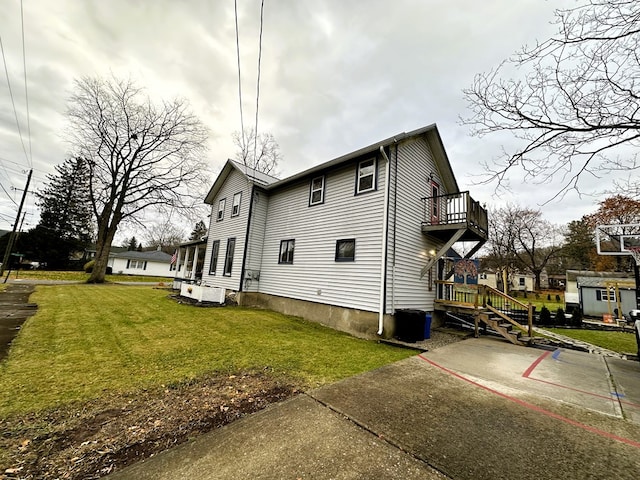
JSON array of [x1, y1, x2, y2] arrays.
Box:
[[576, 276, 636, 319]]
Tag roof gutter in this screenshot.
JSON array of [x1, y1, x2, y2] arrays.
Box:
[[378, 146, 392, 336]]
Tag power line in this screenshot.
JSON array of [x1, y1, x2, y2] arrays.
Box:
[[0, 35, 30, 167], [234, 0, 246, 154], [0, 182, 18, 207], [20, 0, 33, 168], [253, 0, 265, 165]]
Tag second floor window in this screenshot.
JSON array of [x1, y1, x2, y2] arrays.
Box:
[[217, 198, 226, 221], [279, 239, 295, 264], [309, 176, 325, 205], [356, 158, 376, 194], [232, 192, 242, 217]]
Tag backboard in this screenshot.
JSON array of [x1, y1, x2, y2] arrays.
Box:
[[596, 223, 640, 256]]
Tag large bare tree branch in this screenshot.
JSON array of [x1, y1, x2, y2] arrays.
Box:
[[66, 76, 208, 283], [462, 0, 640, 198]]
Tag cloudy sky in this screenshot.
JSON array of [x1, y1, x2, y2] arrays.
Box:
[[0, 0, 615, 240]]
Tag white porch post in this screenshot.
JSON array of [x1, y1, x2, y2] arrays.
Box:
[[184, 246, 191, 279], [175, 248, 183, 277], [190, 245, 199, 280]]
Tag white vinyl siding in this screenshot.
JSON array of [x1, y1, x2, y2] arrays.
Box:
[[202, 169, 251, 291], [258, 160, 385, 312], [243, 188, 269, 292], [386, 137, 444, 312]]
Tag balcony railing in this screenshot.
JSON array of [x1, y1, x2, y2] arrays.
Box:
[[421, 191, 488, 237]]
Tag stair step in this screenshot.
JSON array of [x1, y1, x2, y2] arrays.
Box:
[[498, 323, 513, 330], [519, 336, 535, 344]]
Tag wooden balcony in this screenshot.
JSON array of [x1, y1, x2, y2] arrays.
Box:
[[421, 191, 488, 242]]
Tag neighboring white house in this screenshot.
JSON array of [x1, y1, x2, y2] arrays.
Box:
[[108, 249, 173, 277], [194, 125, 488, 338]]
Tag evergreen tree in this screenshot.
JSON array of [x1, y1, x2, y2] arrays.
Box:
[[36, 157, 93, 243], [189, 220, 208, 241], [125, 236, 139, 251]]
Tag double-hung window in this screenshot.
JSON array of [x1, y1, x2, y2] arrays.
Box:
[[335, 239, 355, 262], [209, 240, 220, 275], [223, 238, 235, 276], [356, 158, 376, 194], [232, 192, 242, 217], [279, 239, 295, 264], [217, 198, 226, 221], [309, 176, 325, 205]]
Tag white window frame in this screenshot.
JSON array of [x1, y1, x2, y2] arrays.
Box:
[[596, 288, 616, 302], [356, 158, 376, 194], [223, 238, 236, 276], [217, 198, 226, 221], [232, 192, 242, 217], [309, 176, 325, 206]]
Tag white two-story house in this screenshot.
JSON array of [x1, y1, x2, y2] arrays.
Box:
[[195, 124, 488, 338]]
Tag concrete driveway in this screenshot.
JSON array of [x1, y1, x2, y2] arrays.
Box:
[[109, 337, 640, 479]]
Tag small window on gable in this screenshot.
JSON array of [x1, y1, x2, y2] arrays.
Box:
[[335, 239, 355, 262], [232, 192, 242, 217], [356, 158, 376, 194], [279, 239, 295, 264], [209, 240, 220, 275], [309, 176, 325, 205], [519, 277, 525, 286], [217, 198, 226, 221]]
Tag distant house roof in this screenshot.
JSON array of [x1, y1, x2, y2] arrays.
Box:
[[566, 270, 631, 282], [109, 250, 172, 263], [576, 276, 635, 289], [205, 124, 459, 204]]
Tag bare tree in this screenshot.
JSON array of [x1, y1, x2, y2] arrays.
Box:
[[232, 127, 281, 175], [487, 205, 564, 291], [463, 0, 640, 198], [67, 76, 208, 283], [143, 219, 186, 254]]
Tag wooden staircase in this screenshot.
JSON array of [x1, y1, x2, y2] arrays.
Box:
[[436, 283, 535, 346]]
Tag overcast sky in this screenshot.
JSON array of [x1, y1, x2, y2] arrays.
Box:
[[0, 0, 617, 240]]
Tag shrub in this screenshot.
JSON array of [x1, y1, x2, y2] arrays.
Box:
[[83, 260, 95, 273], [547, 294, 551, 301], [106, 266, 113, 275], [555, 307, 566, 325], [539, 306, 551, 326], [555, 294, 561, 302], [571, 307, 583, 327]]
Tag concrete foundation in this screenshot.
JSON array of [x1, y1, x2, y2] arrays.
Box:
[[238, 292, 396, 340]]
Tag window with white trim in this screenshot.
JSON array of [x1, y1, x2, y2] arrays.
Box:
[[279, 239, 295, 264], [127, 259, 146, 269], [356, 158, 376, 194], [217, 198, 226, 221], [309, 176, 325, 205], [596, 288, 616, 302], [232, 192, 242, 217]]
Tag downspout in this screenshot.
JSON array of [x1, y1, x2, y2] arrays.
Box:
[[378, 146, 392, 335]]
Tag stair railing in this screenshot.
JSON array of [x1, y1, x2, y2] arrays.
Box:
[[480, 285, 533, 337]]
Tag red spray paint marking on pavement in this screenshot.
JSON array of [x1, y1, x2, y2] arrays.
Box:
[[522, 349, 640, 409], [418, 354, 640, 449]]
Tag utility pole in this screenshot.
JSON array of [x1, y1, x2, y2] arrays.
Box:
[[0, 169, 33, 279]]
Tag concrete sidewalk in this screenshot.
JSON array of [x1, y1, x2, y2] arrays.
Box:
[[109, 338, 640, 479]]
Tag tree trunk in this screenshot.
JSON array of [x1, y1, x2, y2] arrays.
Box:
[[534, 271, 541, 291], [87, 226, 117, 283]]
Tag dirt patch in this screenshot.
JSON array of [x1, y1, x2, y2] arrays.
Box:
[[1, 372, 299, 479]]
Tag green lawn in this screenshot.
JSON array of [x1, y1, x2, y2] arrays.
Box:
[[8, 269, 173, 283], [0, 285, 416, 416], [547, 327, 638, 354]]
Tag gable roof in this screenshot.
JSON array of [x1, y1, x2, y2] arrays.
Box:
[[109, 250, 173, 263], [266, 124, 459, 193], [205, 124, 459, 204], [205, 160, 280, 204], [576, 276, 634, 288]]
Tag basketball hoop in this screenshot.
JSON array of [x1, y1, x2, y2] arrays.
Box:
[[626, 246, 640, 266]]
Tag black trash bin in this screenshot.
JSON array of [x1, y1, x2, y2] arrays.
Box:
[[394, 309, 426, 343]]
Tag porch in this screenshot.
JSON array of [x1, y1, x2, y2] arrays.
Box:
[[419, 191, 488, 279], [171, 238, 207, 289]]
